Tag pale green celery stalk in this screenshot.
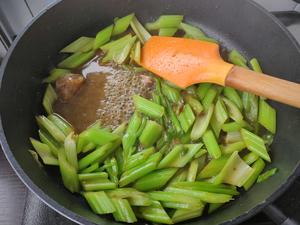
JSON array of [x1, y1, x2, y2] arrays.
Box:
[[80, 162, 99, 173], [162, 201, 197, 209], [134, 168, 178, 191], [258, 99, 276, 134], [167, 168, 188, 186], [194, 148, 207, 159], [208, 203, 224, 214], [187, 159, 199, 181], [131, 41, 141, 64], [221, 141, 246, 155], [64, 132, 78, 170], [243, 92, 258, 123], [106, 188, 152, 206], [210, 98, 228, 137], [241, 128, 271, 162], [166, 101, 182, 134], [257, 168, 278, 183], [111, 198, 137, 223], [83, 191, 115, 214], [202, 130, 221, 159], [58, 50, 95, 69], [38, 130, 59, 156], [78, 172, 108, 181], [179, 22, 217, 43], [202, 87, 218, 110], [165, 187, 232, 203], [191, 105, 214, 140], [223, 87, 243, 110], [139, 120, 163, 147], [60, 36, 94, 53], [81, 178, 117, 191], [196, 83, 212, 100], [180, 131, 191, 144], [250, 58, 262, 73], [112, 13, 134, 36], [243, 158, 265, 190], [184, 95, 203, 115], [115, 148, 124, 175], [82, 143, 96, 153], [119, 152, 161, 187], [172, 207, 204, 223], [133, 95, 165, 119], [228, 50, 248, 68], [138, 200, 173, 224], [93, 25, 114, 49], [30, 138, 58, 165], [148, 191, 202, 206], [146, 15, 183, 30], [222, 97, 243, 123], [263, 133, 274, 147], [178, 104, 195, 133], [42, 84, 57, 115], [243, 152, 259, 165], [197, 155, 230, 179], [113, 122, 127, 136], [36, 115, 66, 143], [101, 34, 132, 51], [161, 82, 181, 103], [78, 139, 121, 170], [43, 68, 71, 83], [58, 151, 80, 193], [159, 27, 178, 36], [214, 151, 254, 187], [130, 16, 151, 44], [224, 131, 242, 144], [105, 157, 119, 184], [48, 114, 73, 136], [28, 150, 43, 167], [124, 147, 155, 171], [221, 120, 252, 132]]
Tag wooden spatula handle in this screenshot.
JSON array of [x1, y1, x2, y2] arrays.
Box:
[[226, 66, 300, 108]]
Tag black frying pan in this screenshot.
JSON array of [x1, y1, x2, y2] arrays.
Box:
[[1, 0, 300, 224]]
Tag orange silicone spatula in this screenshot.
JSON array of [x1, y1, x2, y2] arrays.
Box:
[[141, 36, 300, 108]]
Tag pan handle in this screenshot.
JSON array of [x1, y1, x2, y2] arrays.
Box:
[[263, 204, 299, 225]]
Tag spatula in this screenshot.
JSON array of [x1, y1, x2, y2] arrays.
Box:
[[141, 36, 300, 108]]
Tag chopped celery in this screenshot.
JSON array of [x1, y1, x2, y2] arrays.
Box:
[[60, 36, 94, 53], [30, 138, 58, 166], [161, 82, 181, 103], [139, 120, 163, 147], [80, 162, 99, 173], [112, 122, 127, 136], [78, 172, 108, 181], [258, 99, 276, 134], [191, 105, 214, 140], [166, 101, 182, 134], [179, 22, 217, 43], [167, 168, 188, 186], [112, 13, 134, 36], [198, 155, 230, 179], [125, 147, 155, 171], [159, 27, 177, 36], [228, 50, 248, 68], [224, 131, 242, 144], [48, 113, 73, 136], [196, 83, 212, 100], [81, 178, 117, 191], [106, 188, 152, 206], [257, 168, 278, 183], [148, 191, 202, 205], [243, 158, 265, 190], [221, 141, 246, 155], [101, 34, 132, 51], [243, 93, 258, 123], [131, 41, 141, 64], [202, 87, 218, 110], [243, 152, 259, 165], [83, 191, 115, 214], [64, 133, 78, 170], [172, 207, 204, 223], [221, 120, 251, 132], [184, 95, 203, 115], [58, 50, 95, 69], [111, 198, 137, 223], [210, 98, 228, 137], [38, 129, 59, 156], [133, 95, 165, 119], [241, 128, 271, 162], [223, 87, 243, 110], [105, 157, 119, 184], [42, 84, 57, 115], [202, 130, 221, 159], [43, 68, 70, 83], [93, 25, 114, 49], [178, 104, 195, 133], [162, 201, 197, 209], [170, 144, 202, 168], [146, 15, 183, 30], [222, 97, 243, 123], [250, 58, 262, 73], [28, 150, 43, 167], [187, 159, 199, 182], [208, 203, 223, 214], [130, 16, 151, 44]]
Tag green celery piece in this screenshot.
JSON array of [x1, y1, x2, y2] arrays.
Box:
[[241, 128, 271, 162], [139, 200, 173, 224], [221, 120, 252, 132], [134, 168, 178, 191], [187, 159, 199, 181], [202, 87, 218, 110], [130, 16, 151, 44], [43, 68, 71, 83], [196, 83, 212, 100], [250, 58, 262, 73], [60, 36, 94, 53], [105, 157, 119, 184], [80, 162, 99, 173], [146, 15, 183, 30], [224, 131, 242, 144], [178, 104, 195, 133], [166, 101, 182, 134], [223, 87, 243, 110], [243, 158, 265, 190], [258, 99, 276, 134], [28, 150, 43, 167], [78, 172, 108, 181], [83, 191, 115, 214], [162, 201, 198, 209], [210, 98, 228, 137], [243, 152, 259, 165], [165, 187, 232, 203], [42, 84, 57, 115], [115, 147, 124, 175], [38, 129, 59, 157], [167, 168, 188, 186], [133, 95, 165, 119], [81, 178, 117, 191], [131, 40, 141, 64], [257, 168, 278, 183], [48, 113, 73, 136], [58, 50, 95, 69], [243, 92, 258, 123], [170, 144, 203, 168], [222, 97, 243, 123], [30, 138, 58, 166], [184, 95, 203, 115], [228, 50, 248, 68], [221, 141, 246, 155], [124, 147, 155, 171], [179, 22, 217, 43], [159, 27, 178, 36], [208, 203, 224, 214], [191, 105, 214, 141], [112, 13, 135, 36], [111, 198, 137, 223], [112, 122, 127, 136], [202, 130, 221, 159], [148, 191, 202, 206], [214, 151, 254, 187], [58, 151, 80, 193], [161, 82, 181, 103], [172, 207, 204, 223], [93, 25, 114, 49], [101, 34, 132, 51], [197, 155, 230, 179], [106, 188, 152, 206], [194, 148, 207, 158], [78, 139, 121, 170], [139, 120, 163, 147], [64, 133, 78, 170]]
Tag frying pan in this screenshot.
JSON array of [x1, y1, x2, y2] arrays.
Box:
[[0, 0, 300, 224]]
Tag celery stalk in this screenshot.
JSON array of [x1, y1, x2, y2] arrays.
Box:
[[133, 95, 165, 119], [178, 104, 195, 133], [243, 158, 265, 190], [146, 15, 183, 30], [64, 133, 78, 170], [191, 105, 214, 140], [42, 84, 57, 115], [196, 83, 212, 100], [93, 25, 114, 49], [112, 13, 135, 36], [250, 58, 262, 73], [243, 152, 259, 165], [139, 120, 163, 147], [257, 168, 278, 183], [38, 130, 59, 157], [221, 141, 246, 155], [197, 155, 230, 179], [187, 159, 199, 182], [159, 27, 177, 36], [223, 87, 243, 110], [30, 138, 58, 166], [172, 207, 204, 223], [228, 50, 248, 68], [202, 87, 218, 110], [80, 162, 99, 173], [111, 198, 137, 223], [184, 95, 203, 115], [60, 36, 94, 53], [48, 113, 73, 136], [258, 99, 276, 134], [58, 50, 95, 69], [222, 97, 243, 123], [203, 130, 221, 159], [43, 68, 70, 83], [130, 16, 151, 44], [78, 172, 108, 181], [83, 191, 115, 214], [210, 98, 228, 137]]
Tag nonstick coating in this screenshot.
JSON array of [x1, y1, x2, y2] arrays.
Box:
[[1, 0, 300, 224]]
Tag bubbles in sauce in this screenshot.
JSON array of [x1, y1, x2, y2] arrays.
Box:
[[54, 55, 153, 132]]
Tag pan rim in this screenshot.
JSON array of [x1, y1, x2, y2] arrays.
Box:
[[0, 0, 300, 224]]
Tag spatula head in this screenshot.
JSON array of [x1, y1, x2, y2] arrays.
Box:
[[141, 36, 233, 88]]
